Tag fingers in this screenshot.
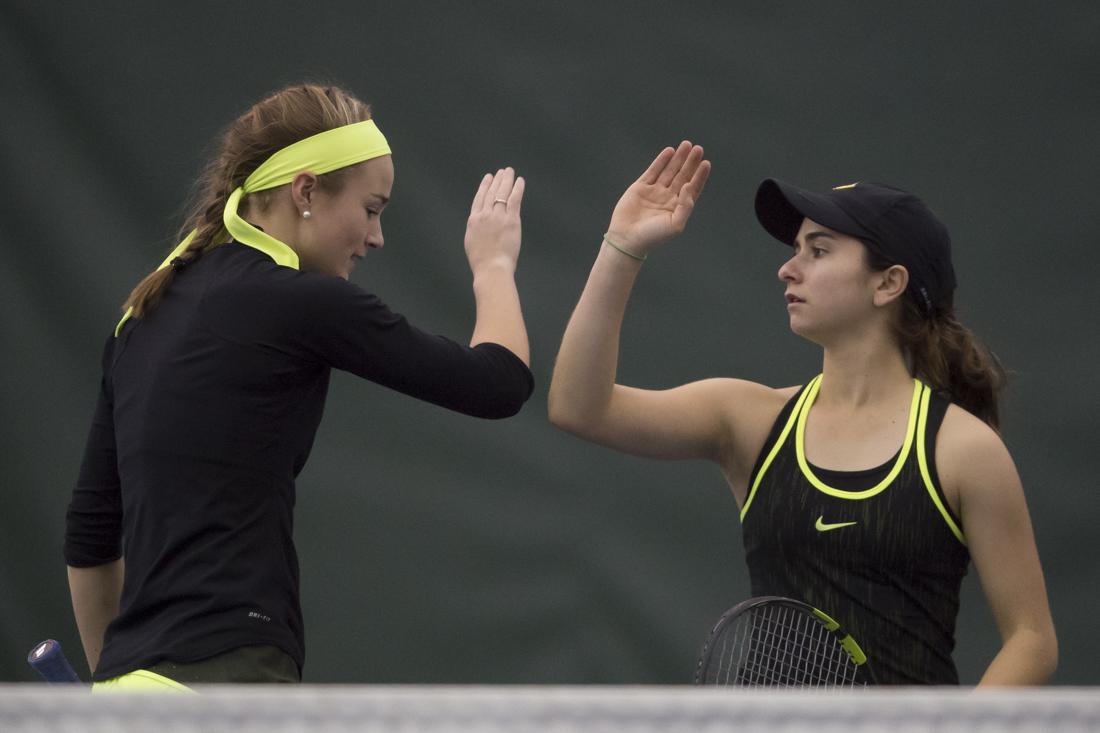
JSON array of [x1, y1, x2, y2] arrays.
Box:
[[669, 144, 705, 191], [489, 167, 514, 209], [484, 168, 505, 212], [689, 158, 712, 200], [638, 147, 675, 184], [669, 158, 711, 233], [470, 173, 492, 214], [657, 140, 693, 186], [483, 167, 518, 212], [670, 183, 696, 233], [507, 175, 526, 214], [472, 167, 523, 215]]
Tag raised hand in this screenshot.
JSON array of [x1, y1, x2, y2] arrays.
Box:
[[607, 141, 711, 257], [465, 167, 525, 276], [464, 166, 530, 364]]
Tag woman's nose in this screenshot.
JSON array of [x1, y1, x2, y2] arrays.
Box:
[[368, 227, 384, 249], [778, 256, 798, 282]]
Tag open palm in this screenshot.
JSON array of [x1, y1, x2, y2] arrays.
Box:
[[608, 141, 711, 255]]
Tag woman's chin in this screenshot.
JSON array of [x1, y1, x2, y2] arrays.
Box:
[[787, 318, 824, 345]]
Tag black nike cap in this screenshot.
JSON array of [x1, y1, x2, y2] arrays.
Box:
[[754, 179, 956, 315]]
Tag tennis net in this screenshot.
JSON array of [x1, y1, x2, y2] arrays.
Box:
[[2, 684, 1097, 732]]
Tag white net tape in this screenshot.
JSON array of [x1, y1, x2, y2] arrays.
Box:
[[2, 685, 1098, 733]]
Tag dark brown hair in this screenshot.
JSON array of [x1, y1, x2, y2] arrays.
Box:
[[866, 248, 1007, 430], [123, 84, 372, 317]]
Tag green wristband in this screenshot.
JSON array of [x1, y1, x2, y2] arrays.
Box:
[[602, 233, 647, 262]]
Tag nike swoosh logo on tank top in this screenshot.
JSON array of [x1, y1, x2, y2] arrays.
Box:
[[815, 516, 858, 532]]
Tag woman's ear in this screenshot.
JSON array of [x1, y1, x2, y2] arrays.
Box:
[[874, 264, 910, 307], [290, 171, 319, 215]]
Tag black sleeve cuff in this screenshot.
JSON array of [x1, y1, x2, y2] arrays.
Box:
[[64, 484, 123, 567]]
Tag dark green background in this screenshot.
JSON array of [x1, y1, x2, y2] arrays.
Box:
[[2, 1, 1096, 684]]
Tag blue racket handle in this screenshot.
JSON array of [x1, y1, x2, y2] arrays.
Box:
[[27, 640, 81, 683]]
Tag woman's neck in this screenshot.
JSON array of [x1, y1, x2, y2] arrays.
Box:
[[817, 329, 912, 410], [240, 199, 301, 254]]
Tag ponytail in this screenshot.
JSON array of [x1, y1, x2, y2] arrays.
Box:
[[898, 298, 1007, 430], [123, 164, 237, 317], [123, 83, 373, 318], [866, 248, 1007, 430]]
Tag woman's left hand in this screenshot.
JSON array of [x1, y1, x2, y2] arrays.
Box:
[[465, 167, 525, 276]]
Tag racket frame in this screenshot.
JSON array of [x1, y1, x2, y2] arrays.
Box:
[[693, 595, 873, 687]]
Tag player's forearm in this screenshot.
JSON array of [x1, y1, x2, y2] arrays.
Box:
[[67, 559, 124, 675], [469, 264, 529, 366], [548, 242, 642, 434], [977, 627, 1057, 686]]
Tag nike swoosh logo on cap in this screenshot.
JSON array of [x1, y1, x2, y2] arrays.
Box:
[[832, 182, 859, 190], [815, 516, 858, 532]]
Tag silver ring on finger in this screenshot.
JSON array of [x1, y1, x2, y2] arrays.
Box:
[[493, 198, 508, 206]]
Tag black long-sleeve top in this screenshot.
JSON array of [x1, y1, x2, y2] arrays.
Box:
[[64, 242, 533, 681]]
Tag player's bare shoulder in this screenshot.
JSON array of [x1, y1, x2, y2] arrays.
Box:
[[701, 378, 797, 429], [720, 378, 799, 419], [936, 403, 1020, 516]]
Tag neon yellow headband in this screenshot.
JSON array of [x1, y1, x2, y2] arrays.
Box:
[[116, 119, 391, 335]]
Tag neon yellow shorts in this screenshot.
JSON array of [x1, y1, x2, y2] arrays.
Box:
[[92, 669, 194, 693]]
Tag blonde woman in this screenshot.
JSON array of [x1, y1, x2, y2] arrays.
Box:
[[65, 84, 532, 688]]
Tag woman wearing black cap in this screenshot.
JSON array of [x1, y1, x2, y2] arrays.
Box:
[[548, 142, 1056, 685]]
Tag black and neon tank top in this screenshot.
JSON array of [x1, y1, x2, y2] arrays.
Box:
[[741, 375, 970, 685]]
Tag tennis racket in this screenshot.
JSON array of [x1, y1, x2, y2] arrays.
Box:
[[27, 639, 82, 683], [694, 596, 873, 687]]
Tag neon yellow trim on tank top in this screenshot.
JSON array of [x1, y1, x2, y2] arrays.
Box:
[[739, 376, 819, 522], [916, 384, 968, 545], [795, 375, 922, 500]]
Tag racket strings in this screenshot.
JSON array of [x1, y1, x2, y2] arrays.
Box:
[[703, 604, 864, 688]]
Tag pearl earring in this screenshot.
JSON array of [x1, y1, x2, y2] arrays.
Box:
[[302, 210, 312, 219]]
